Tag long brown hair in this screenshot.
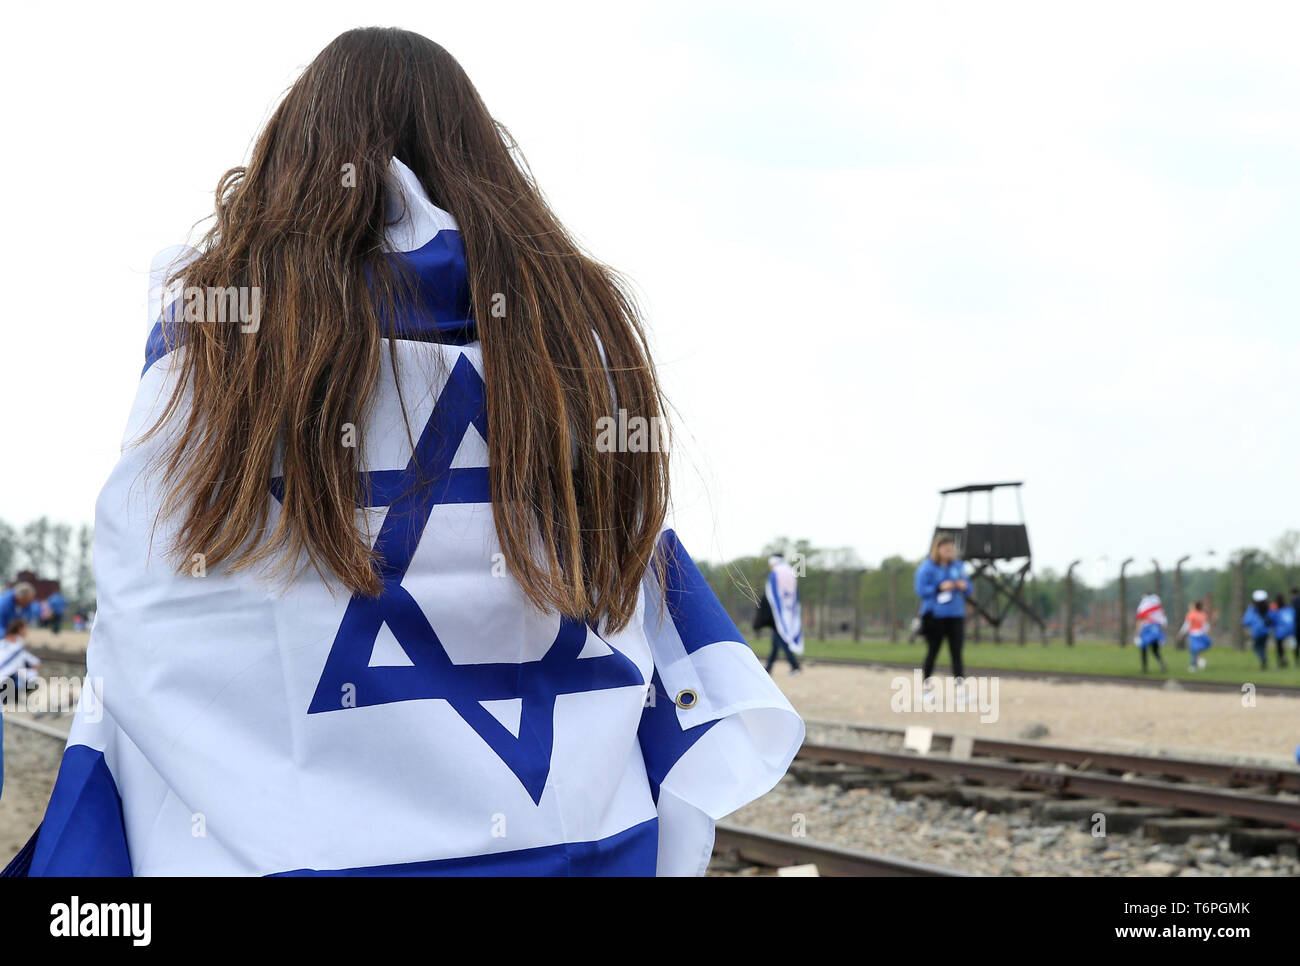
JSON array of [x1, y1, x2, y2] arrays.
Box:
[[147, 27, 668, 631], [929, 534, 955, 564]]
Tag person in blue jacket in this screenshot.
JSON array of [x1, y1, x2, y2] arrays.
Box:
[[914, 534, 972, 691], [0, 583, 35, 637], [44, 591, 66, 634], [1272, 593, 1295, 668], [1242, 590, 1274, 670]]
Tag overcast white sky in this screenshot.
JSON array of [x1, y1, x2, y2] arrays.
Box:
[[3, 0, 1298, 584]]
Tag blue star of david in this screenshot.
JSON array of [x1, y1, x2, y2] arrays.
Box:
[[271, 354, 643, 803]]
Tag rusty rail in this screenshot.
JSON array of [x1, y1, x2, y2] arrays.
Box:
[[712, 823, 966, 876], [798, 741, 1300, 827]]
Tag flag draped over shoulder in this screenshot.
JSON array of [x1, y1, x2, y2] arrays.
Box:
[[0, 639, 39, 685], [765, 562, 803, 655], [1135, 593, 1167, 647], [1, 159, 803, 877], [1136, 594, 1167, 628]]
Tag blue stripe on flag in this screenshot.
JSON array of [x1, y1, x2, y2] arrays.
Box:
[[382, 230, 476, 344], [142, 229, 477, 377], [638, 667, 718, 804], [142, 311, 174, 375], [271, 817, 657, 877], [658, 530, 745, 655], [270, 467, 490, 508], [26, 744, 132, 876]]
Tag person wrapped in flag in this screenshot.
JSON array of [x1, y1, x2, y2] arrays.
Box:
[[1134, 591, 1168, 673], [1242, 589, 1275, 670], [2, 28, 802, 878], [0, 618, 42, 692], [1177, 600, 1212, 671], [761, 554, 803, 674], [0, 616, 41, 802]]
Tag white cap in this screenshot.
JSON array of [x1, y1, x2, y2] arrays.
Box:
[[768, 555, 784, 567], [1252, 589, 1268, 602]]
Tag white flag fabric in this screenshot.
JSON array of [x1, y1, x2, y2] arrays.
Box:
[[765, 562, 803, 655], [1136, 593, 1167, 628], [1135, 593, 1168, 649], [0, 638, 40, 686], [3, 159, 802, 877]]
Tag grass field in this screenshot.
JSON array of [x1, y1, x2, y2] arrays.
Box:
[[745, 635, 1300, 688]]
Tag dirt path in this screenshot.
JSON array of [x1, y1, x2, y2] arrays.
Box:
[[0, 720, 63, 861], [773, 661, 1300, 766]]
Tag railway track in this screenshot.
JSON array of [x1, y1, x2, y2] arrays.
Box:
[[810, 655, 1300, 697], [806, 719, 1300, 793], [26, 648, 87, 667], [711, 823, 965, 876], [798, 721, 1300, 828]]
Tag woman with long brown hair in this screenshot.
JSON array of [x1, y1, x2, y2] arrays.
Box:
[[4, 27, 801, 877]]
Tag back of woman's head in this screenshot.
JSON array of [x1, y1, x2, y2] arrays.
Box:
[[150, 27, 668, 631]]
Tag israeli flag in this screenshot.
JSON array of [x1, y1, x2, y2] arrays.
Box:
[[765, 560, 803, 655], [2, 159, 802, 877], [0, 638, 40, 687]]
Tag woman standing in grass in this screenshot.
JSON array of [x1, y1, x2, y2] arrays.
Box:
[[1242, 590, 1275, 671], [1134, 591, 1168, 674], [1177, 600, 1212, 672], [914, 534, 971, 698]]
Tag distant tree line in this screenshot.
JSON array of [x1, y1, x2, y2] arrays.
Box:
[[0, 516, 95, 611], [697, 530, 1300, 647]]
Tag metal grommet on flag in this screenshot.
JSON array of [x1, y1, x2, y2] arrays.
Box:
[[675, 689, 698, 709]]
